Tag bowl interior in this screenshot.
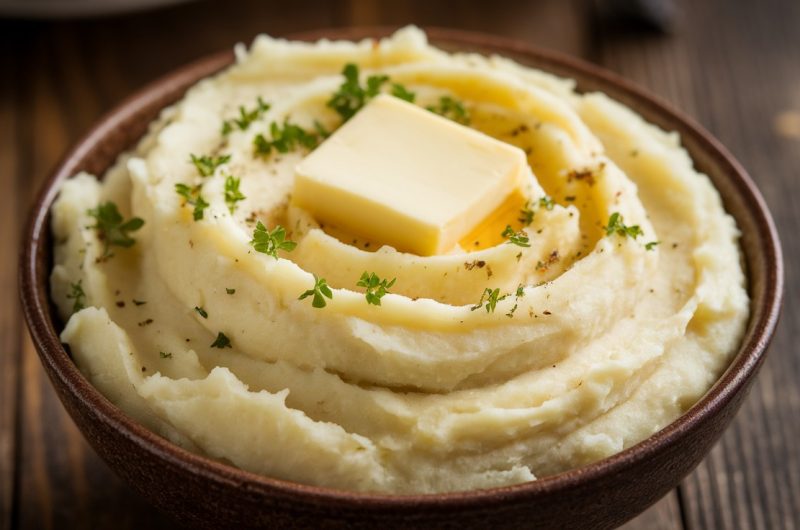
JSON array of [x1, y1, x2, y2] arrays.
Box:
[[19, 26, 783, 510]]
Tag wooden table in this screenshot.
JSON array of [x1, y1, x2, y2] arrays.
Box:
[[1, 0, 797, 528]]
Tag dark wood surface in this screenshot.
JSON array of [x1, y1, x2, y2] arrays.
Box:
[[1, 0, 797, 528]]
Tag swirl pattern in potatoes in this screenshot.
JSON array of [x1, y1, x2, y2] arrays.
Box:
[[50, 27, 748, 494]]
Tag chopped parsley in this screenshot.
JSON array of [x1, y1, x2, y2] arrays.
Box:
[[253, 120, 322, 157], [87, 201, 145, 258], [159, 351, 173, 359], [390, 83, 416, 102], [175, 183, 209, 221], [224, 175, 246, 213], [222, 96, 270, 134], [190, 153, 230, 177], [356, 272, 396, 306], [226, 288, 236, 295], [506, 284, 525, 318], [132, 299, 147, 306], [327, 63, 389, 121], [194, 306, 208, 319], [538, 196, 555, 210], [518, 204, 535, 226], [250, 222, 297, 259], [427, 95, 470, 125], [210, 332, 231, 348], [67, 280, 86, 313], [518, 195, 555, 226], [605, 212, 643, 239], [299, 275, 333, 308], [501, 225, 531, 247], [471, 287, 506, 313], [645, 241, 661, 251]]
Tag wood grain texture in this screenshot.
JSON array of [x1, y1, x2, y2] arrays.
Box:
[[594, 1, 800, 528], [0, 23, 21, 530], [1, 0, 795, 528]]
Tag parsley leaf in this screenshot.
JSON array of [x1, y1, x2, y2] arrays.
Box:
[[224, 175, 246, 213], [210, 332, 231, 348], [506, 284, 526, 318], [645, 241, 660, 251], [194, 306, 208, 319], [250, 222, 297, 259], [538, 196, 555, 211], [605, 212, 644, 239], [87, 201, 144, 258], [253, 120, 322, 158], [427, 95, 470, 125], [356, 272, 396, 306], [518, 195, 555, 226], [67, 280, 86, 314], [326, 63, 414, 122], [225, 288, 236, 295], [501, 225, 531, 247], [471, 287, 506, 313], [190, 153, 230, 177], [299, 275, 333, 308], [175, 183, 209, 221], [159, 351, 173, 359], [390, 83, 416, 102], [518, 205, 535, 226], [222, 96, 270, 134]]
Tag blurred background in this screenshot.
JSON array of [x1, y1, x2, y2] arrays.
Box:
[[1, 1, 797, 529]]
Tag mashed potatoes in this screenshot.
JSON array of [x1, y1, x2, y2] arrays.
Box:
[[50, 27, 748, 493]]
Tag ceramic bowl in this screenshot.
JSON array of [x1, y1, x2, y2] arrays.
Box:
[[19, 27, 783, 530]]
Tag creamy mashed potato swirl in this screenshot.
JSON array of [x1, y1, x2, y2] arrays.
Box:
[[50, 27, 749, 493]]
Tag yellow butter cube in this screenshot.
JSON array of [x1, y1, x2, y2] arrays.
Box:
[[293, 94, 527, 256]]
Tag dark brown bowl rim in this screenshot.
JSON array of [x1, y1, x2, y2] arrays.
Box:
[[19, 26, 784, 509]]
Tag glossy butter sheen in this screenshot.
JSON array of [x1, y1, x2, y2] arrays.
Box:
[[293, 94, 526, 256]]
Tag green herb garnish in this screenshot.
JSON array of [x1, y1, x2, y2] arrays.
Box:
[[518, 205, 535, 226], [250, 222, 297, 259], [223, 96, 270, 134], [194, 306, 208, 319], [645, 241, 660, 251], [226, 288, 236, 295], [605, 212, 643, 239], [327, 63, 387, 121], [299, 275, 333, 308], [427, 95, 470, 125], [356, 272, 396, 306], [224, 175, 246, 213], [210, 332, 231, 348], [190, 154, 230, 177], [159, 351, 173, 359], [175, 183, 209, 221], [471, 287, 506, 313], [253, 120, 322, 158], [390, 83, 416, 103], [506, 284, 525, 318], [538, 196, 555, 211], [67, 280, 86, 313], [87, 201, 145, 258], [518, 195, 555, 226], [501, 225, 531, 247]]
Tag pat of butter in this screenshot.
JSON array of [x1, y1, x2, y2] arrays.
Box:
[[293, 94, 527, 256]]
